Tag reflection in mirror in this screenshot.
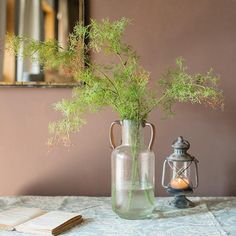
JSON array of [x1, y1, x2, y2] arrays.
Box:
[[0, 0, 84, 87]]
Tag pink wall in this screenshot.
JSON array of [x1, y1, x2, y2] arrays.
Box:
[[0, 0, 235, 196]]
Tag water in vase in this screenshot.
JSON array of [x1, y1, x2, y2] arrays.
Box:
[[112, 185, 155, 219]]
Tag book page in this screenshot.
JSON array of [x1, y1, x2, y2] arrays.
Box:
[[15, 211, 82, 235], [0, 207, 46, 231]]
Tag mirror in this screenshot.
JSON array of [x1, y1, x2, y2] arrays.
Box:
[[0, 0, 85, 87]]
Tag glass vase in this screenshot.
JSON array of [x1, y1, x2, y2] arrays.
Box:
[[109, 119, 156, 219]]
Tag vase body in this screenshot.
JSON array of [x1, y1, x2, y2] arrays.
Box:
[[110, 120, 155, 219]]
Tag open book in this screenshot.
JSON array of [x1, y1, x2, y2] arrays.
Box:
[[0, 207, 83, 235]]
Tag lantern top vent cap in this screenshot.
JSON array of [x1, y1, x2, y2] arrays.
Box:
[[172, 136, 190, 150]]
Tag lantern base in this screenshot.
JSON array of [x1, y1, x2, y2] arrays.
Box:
[[173, 195, 194, 209]]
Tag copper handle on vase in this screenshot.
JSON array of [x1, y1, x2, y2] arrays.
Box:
[[109, 120, 121, 149], [144, 121, 155, 150]]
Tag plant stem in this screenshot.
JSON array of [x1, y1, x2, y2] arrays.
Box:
[[143, 92, 168, 116], [117, 53, 126, 68], [128, 124, 139, 209], [127, 122, 154, 210], [86, 62, 120, 96]]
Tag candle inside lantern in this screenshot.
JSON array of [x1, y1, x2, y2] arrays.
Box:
[[170, 177, 189, 189]]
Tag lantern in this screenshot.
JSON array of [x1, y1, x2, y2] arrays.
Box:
[[162, 136, 199, 208]]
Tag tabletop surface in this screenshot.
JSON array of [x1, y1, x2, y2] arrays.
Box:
[[0, 196, 235, 236]]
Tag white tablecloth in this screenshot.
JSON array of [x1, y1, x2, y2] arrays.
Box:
[[0, 196, 235, 236]]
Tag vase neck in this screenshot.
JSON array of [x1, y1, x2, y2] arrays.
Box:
[[121, 120, 144, 146]]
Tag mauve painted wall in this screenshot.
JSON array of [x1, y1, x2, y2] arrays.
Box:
[[0, 0, 235, 196]]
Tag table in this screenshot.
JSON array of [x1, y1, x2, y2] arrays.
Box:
[[0, 196, 235, 235]]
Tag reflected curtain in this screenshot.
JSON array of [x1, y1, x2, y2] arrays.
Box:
[[16, 0, 42, 82], [57, 0, 80, 48], [0, 0, 7, 81], [57, 0, 68, 49]]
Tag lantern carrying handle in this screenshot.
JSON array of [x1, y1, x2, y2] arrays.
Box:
[[185, 140, 190, 148], [144, 121, 155, 150], [192, 157, 199, 189], [109, 120, 121, 149]]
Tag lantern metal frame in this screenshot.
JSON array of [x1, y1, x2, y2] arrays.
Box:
[[161, 136, 199, 208]]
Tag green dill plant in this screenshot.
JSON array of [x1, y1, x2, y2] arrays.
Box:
[[6, 18, 223, 145], [6, 17, 224, 212]]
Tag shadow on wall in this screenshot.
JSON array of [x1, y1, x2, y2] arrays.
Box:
[[16, 159, 111, 196], [226, 161, 236, 196], [224, 108, 236, 196], [23, 156, 111, 197]]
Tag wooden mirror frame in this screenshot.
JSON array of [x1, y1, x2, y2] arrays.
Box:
[[0, 0, 85, 88]]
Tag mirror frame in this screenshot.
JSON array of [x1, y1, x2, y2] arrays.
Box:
[[0, 0, 85, 88]]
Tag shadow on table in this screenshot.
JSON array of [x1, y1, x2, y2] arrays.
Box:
[[152, 202, 210, 219], [153, 197, 236, 220], [199, 198, 236, 210]]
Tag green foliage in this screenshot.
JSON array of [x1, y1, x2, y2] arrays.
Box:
[[6, 18, 224, 145], [158, 58, 224, 115]]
